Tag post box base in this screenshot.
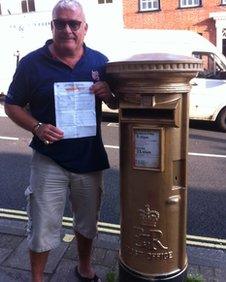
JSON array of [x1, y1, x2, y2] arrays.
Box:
[[119, 260, 187, 282]]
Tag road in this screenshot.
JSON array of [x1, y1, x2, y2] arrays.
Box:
[[187, 120, 226, 239], [0, 108, 226, 239]]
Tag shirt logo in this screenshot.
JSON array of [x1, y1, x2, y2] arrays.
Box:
[[92, 70, 100, 82]]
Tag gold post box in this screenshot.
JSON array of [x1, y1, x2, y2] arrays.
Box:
[[107, 54, 202, 281]]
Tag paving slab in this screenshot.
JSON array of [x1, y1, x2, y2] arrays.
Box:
[[63, 237, 79, 261], [214, 267, 226, 282], [0, 266, 50, 282], [93, 233, 120, 250], [0, 266, 31, 282], [92, 247, 107, 265], [0, 248, 13, 264], [3, 238, 69, 274], [0, 219, 26, 236], [103, 249, 119, 268], [50, 258, 78, 282], [0, 234, 24, 249]]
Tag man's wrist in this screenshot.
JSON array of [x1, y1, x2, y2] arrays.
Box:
[[32, 122, 43, 135]]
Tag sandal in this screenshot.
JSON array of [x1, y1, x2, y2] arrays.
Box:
[[75, 266, 101, 282]]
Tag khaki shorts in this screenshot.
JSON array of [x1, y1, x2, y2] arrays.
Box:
[[25, 151, 103, 253]]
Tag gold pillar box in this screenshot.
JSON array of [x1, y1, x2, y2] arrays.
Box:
[[107, 54, 202, 281]]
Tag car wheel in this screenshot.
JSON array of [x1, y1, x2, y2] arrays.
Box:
[[216, 108, 226, 131]]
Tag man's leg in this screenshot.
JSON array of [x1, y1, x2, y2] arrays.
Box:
[[27, 152, 68, 281], [29, 250, 49, 282], [70, 171, 103, 279], [76, 231, 95, 278]]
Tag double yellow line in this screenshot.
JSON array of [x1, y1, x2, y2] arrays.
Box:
[[186, 234, 226, 250], [0, 208, 120, 234], [1, 208, 226, 249]]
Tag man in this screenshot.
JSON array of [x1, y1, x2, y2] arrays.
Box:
[[4, 1, 117, 281]]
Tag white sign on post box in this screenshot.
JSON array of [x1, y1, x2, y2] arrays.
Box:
[[133, 128, 164, 171]]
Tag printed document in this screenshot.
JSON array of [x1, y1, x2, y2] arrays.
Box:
[[54, 81, 96, 139]]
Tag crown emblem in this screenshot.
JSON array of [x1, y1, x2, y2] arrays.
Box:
[[139, 204, 160, 228]]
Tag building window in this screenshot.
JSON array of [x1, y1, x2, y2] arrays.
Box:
[[222, 0, 226, 5], [180, 0, 201, 8], [21, 0, 35, 13], [28, 0, 35, 11], [98, 0, 113, 4], [139, 0, 160, 12]]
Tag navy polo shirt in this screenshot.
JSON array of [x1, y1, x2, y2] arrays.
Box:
[[5, 40, 110, 173]]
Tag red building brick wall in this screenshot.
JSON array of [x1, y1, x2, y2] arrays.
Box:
[[123, 0, 226, 45]]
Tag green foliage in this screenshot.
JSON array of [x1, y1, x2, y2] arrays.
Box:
[[186, 273, 204, 282], [106, 271, 117, 282]]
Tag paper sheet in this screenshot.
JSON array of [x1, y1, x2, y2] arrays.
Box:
[[54, 81, 96, 139]]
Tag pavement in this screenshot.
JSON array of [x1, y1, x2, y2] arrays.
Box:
[[0, 215, 225, 282]]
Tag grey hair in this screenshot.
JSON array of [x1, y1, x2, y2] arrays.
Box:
[[52, 0, 85, 19]]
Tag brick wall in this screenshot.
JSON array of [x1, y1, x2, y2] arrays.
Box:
[[123, 0, 226, 45]]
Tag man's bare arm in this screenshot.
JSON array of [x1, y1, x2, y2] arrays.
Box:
[[4, 103, 64, 142], [4, 103, 39, 133]]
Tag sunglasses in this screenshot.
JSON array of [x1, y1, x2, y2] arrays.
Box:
[[52, 19, 82, 31]]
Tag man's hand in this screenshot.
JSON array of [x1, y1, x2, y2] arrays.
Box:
[[90, 81, 112, 103], [90, 81, 118, 109], [35, 123, 64, 144]]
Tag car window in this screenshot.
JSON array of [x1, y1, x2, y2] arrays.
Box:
[[193, 52, 225, 79]]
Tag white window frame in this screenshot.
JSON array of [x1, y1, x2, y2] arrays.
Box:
[[139, 0, 160, 12], [180, 0, 201, 8]]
